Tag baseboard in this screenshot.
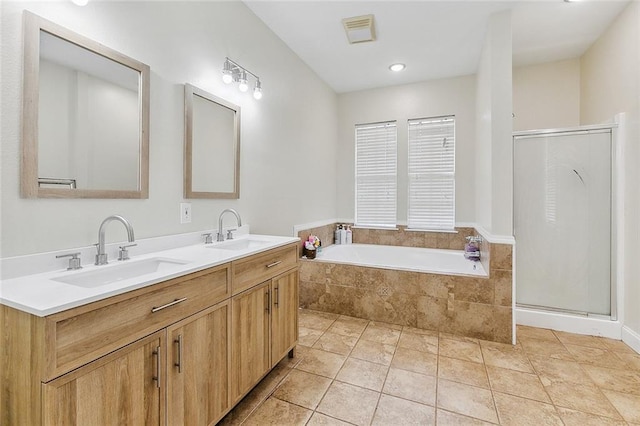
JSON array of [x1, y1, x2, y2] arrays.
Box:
[[622, 325, 640, 354], [515, 307, 622, 339]]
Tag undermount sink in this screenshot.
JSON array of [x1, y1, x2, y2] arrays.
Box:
[[207, 238, 271, 251], [52, 257, 189, 288]]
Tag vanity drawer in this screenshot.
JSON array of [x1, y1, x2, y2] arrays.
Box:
[[43, 263, 230, 381], [232, 244, 298, 294]]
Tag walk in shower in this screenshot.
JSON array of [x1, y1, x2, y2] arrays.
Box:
[[514, 125, 616, 321]]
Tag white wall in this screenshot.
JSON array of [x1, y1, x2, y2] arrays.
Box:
[[335, 75, 477, 224], [475, 11, 513, 237], [513, 59, 581, 131], [0, 1, 338, 257], [580, 2, 640, 337]]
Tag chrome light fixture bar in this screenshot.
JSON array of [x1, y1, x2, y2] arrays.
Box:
[[222, 57, 263, 100]]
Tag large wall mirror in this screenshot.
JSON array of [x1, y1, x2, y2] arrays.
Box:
[[184, 84, 240, 199], [22, 12, 150, 199]]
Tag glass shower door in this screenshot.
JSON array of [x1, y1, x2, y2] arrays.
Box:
[[514, 129, 611, 316]]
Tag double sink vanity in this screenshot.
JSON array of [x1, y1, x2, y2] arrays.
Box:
[[1, 226, 300, 425]]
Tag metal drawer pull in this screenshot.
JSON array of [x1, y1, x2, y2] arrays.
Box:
[[174, 335, 183, 373], [274, 286, 279, 307], [151, 297, 188, 313], [152, 346, 161, 388], [265, 289, 270, 313], [266, 260, 282, 268]]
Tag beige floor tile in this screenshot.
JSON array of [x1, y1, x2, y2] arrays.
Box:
[[582, 364, 640, 395], [391, 346, 438, 376], [295, 347, 346, 378], [398, 330, 439, 354], [557, 407, 628, 426], [299, 310, 338, 331], [480, 340, 534, 373], [616, 352, 640, 371], [602, 389, 640, 423], [371, 394, 435, 425], [436, 379, 498, 424], [565, 344, 630, 370], [529, 355, 594, 386], [439, 337, 483, 363], [486, 365, 550, 403], [383, 367, 437, 406], [336, 357, 389, 391], [403, 325, 439, 336], [327, 318, 368, 338], [242, 397, 312, 426], [272, 369, 332, 410], [299, 326, 325, 347], [602, 338, 638, 354], [517, 325, 558, 341], [519, 336, 575, 361], [313, 332, 359, 355], [306, 412, 353, 426], [350, 339, 396, 366], [316, 381, 380, 426], [545, 381, 622, 419], [440, 332, 480, 343], [554, 330, 608, 349], [438, 356, 489, 389], [361, 322, 402, 345], [493, 392, 562, 426], [436, 409, 495, 425]]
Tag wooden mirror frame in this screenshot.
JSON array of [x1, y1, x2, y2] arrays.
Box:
[[184, 83, 240, 199], [21, 12, 150, 199]]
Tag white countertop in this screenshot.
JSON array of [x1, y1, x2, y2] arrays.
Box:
[[0, 234, 299, 317]]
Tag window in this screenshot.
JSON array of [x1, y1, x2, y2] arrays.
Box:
[[408, 116, 455, 230], [355, 121, 397, 227]]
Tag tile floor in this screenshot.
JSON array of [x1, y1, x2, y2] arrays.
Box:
[[220, 309, 640, 426]]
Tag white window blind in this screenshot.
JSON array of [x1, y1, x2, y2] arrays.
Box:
[[408, 116, 455, 230], [355, 122, 397, 227]]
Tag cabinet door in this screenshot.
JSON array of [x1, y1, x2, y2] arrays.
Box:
[[42, 331, 164, 426], [271, 269, 299, 367], [230, 281, 270, 403], [167, 300, 231, 426]]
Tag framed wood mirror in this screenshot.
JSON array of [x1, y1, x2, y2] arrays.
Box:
[[22, 12, 150, 199], [184, 84, 240, 199]]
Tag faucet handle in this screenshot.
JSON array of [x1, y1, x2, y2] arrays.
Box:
[[56, 252, 82, 271], [201, 233, 213, 244], [216, 231, 225, 242], [226, 229, 236, 240], [118, 243, 137, 261]]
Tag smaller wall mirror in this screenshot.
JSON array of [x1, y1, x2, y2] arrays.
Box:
[[22, 12, 150, 199], [184, 84, 240, 199]]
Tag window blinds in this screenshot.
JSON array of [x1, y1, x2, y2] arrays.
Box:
[[355, 122, 397, 227], [408, 116, 455, 230]]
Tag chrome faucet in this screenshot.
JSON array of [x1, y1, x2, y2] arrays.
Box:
[[217, 209, 242, 242], [95, 215, 135, 265]]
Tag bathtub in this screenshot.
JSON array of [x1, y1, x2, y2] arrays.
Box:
[[316, 243, 487, 277]]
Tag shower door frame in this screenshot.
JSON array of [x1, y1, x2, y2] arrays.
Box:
[[512, 123, 619, 321]]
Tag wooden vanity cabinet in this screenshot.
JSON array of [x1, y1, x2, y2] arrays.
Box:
[[1, 242, 298, 426], [230, 266, 299, 404]]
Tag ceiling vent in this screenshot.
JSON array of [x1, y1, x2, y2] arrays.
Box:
[[342, 14, 376, 44]]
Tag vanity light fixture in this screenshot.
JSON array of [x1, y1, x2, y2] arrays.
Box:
[[389, 63, 406, 72], [221, 57, 263, 100]]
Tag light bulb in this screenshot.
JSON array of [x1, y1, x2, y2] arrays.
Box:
[[238, 70, 248, 92], [222, 60, 233, 84], [253, 80, 263, 100]]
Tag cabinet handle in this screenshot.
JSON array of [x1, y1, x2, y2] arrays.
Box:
[[265, 289, 270, 313], [151, 297, 187, 313], [266, 260, 282, 268], [152, 346, 161, 388], [274, 286, 279, 307], [174, 334, 183, 373]]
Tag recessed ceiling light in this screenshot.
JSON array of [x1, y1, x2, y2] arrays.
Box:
[[389, 63, 406, 72]]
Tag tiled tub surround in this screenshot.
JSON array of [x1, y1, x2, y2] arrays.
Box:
[[298, 225, 513, 344]]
